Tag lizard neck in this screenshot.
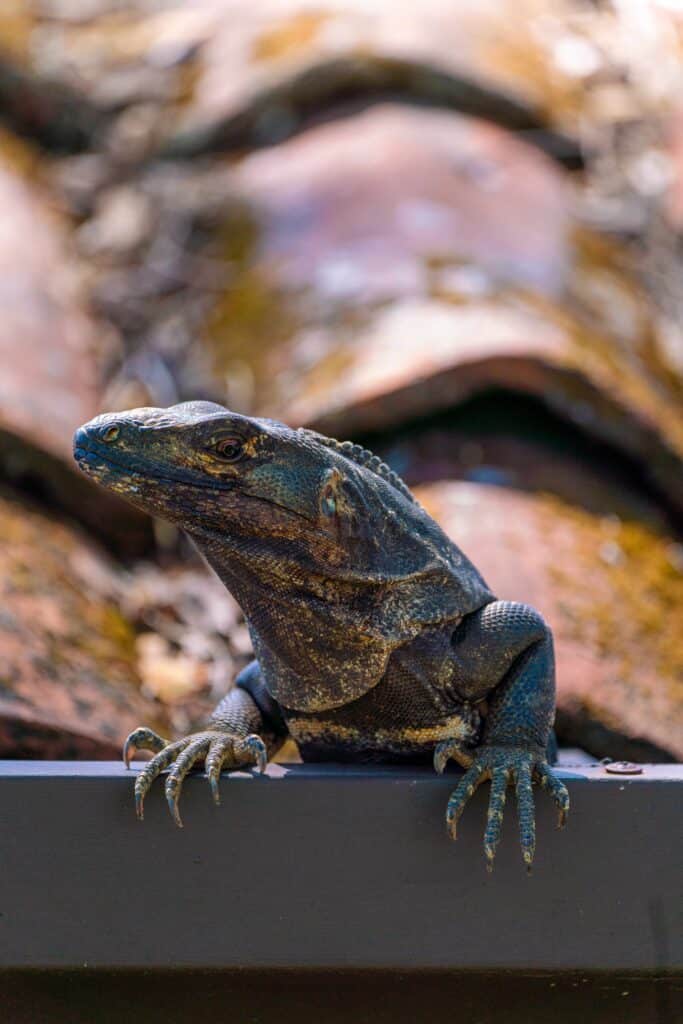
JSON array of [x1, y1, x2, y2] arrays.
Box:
[[189, 528, 396, 712], [188, 517, 492, 713]]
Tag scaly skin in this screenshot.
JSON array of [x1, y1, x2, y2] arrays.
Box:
[[74, 402, 568, 869]]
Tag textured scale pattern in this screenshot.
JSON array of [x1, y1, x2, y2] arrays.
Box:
[[73, 401, 570, 869], [297, 427, 417, 504]]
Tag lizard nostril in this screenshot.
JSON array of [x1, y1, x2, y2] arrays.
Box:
[[103, 425, 120, 443]]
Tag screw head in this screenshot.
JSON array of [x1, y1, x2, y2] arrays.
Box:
[[604, 761, 643, 775]]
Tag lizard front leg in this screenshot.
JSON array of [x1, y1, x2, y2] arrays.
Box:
[[435, 602, 569, 870], [123, 661, 286, 826]]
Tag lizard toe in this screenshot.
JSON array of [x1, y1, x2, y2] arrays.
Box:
[[123, 726, 168, 769], [536, 762, 570, 829], [483, 768, 509, 872], [238, 734, 268, 774], [134, 739, 189, 821], [513, 761, 536, 871], [434, 739, 476, 775], [205, 736, 235, 806], [446, 746, 557, 869], [164, 736, 213, 827], [204, 733, 269, 806], [445, 763, 486, 840]]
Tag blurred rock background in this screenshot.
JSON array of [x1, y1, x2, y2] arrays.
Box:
[[0, 0, 681, 761]]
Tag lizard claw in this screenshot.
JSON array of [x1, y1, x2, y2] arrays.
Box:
[[164, 738, 212, 828], [443, 745, 569, 870], [433, 739, 474, 775], [122, 726, 168, 769], [240, 734, 268, 774], [206, 736, 233, 806], [445, 762, 486, 841], [124, 726, 270, 824], [536, 761, 570, 829], [133, 738, 188, 821]]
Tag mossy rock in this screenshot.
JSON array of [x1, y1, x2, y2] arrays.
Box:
[[416, 480, 683, 761], [0, 489, 168, 758], [192, 106, 682, 515], [0, 142, 151, 554]]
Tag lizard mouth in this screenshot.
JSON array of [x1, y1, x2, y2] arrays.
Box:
[[74, 440, 322, 532], [73, 443, 235, 493]]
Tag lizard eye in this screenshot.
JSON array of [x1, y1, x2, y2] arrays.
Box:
[[213, 437, 244, 462]]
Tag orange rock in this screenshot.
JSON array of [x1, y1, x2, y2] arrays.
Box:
[[0, 143, 152, 554], [229, 105, 572, 297], [4, 1, 550, 150], [200, 104, 572, 416], [367, 406, 675, 536], [665, 106, 683, 232], [415, 480, 683, 761], [0, 149, 101, 463], [165, 0, 552, 153], [196, 107, 682, 513], [0, 489, 168, 758]]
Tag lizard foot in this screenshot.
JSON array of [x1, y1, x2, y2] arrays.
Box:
[[434, 743, 569, 872], [122, 726, 268, 827]]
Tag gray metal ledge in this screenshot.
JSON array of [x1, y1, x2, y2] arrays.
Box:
[[0, 760, 681, 972]]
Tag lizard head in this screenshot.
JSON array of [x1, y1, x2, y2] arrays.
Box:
[[73, 400, 423, 566], [74, 401, 352, 540]]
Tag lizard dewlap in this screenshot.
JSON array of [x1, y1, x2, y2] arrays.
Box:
[[74, 402, 569, 869]]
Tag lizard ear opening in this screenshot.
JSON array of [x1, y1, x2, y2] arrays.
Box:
[[319, 467, 343, 520], [318, 466, 373, 547]]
